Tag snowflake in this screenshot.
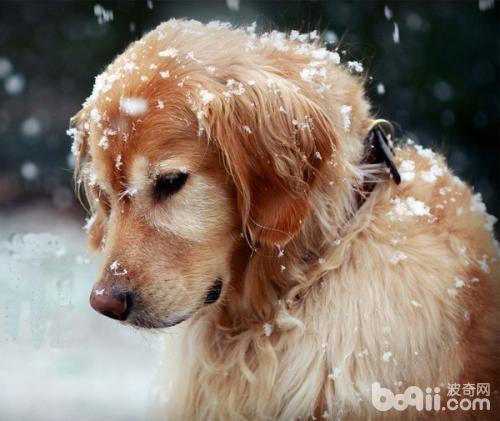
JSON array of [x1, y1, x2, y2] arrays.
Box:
[[263, 323, 273, 336], [389, 251, 407, 264], [158, 48, 178, 58], [340, 105, 352, 132], [199, 89, 215, 105], [399, 159, 415, 182], [119, 97, 148, 116], [98, 136, 109, 150], [347, 60, 363, 73], [393, 22, 400, 44], [328, 367, 342, 380], [110, 260, 128, 276], [115, 154, 122, 170]]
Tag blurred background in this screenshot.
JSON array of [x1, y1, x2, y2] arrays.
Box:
[[0, 1, 498, 420], [0, 0, 498, 219]]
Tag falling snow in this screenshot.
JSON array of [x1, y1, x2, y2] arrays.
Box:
[[5, 73, 25, 95], [393, 23, 400, 44], [479, 0, 495, 11], [94, 4, 113, 24], [20, 162, 39, 180], [226, 0, 240, 11], [384, 5, 393, 20]]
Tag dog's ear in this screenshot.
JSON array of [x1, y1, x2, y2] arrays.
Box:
[[197, 76, 341, 246], [69, 110, 106, 251]]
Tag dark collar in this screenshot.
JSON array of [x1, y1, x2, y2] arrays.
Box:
[[354, 122, 401, 210]]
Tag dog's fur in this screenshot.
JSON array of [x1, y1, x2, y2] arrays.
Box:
[[70, 20, 499, 419]]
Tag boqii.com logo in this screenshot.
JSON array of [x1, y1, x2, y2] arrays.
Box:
[[372, 382, 491, 412]]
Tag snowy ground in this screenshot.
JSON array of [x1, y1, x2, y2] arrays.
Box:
[[0, 204, 172, 420]]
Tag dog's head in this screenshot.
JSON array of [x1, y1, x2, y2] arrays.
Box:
[[70, 20, 369, 328]]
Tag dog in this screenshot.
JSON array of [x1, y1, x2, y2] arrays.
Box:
[[69, 19, 499, 419]]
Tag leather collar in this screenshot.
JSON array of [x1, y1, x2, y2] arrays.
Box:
[[354, 122, 401, 210]]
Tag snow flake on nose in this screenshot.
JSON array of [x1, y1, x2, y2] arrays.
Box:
[[94, 288, 105, 296], [110, 260, 128, 276]]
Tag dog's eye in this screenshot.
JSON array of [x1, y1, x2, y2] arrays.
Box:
[[154, 172, 189, 201]]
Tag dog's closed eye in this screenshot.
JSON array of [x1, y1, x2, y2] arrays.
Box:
[[154, 172, 189, 201]]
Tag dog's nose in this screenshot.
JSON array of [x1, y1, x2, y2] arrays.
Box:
[[89, 288, 131, 320]]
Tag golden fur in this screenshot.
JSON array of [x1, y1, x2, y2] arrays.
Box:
[[70, 20, 499, 419]]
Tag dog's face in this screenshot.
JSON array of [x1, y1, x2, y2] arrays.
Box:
[[75, 99, 241, 328], [70, 20, 368, 329]]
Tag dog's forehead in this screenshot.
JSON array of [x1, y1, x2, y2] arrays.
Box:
[[78, 22, 221, 184], [87, 111, 207, 194]]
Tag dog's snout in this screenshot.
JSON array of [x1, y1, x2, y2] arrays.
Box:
[[89, 288, 133, 321]]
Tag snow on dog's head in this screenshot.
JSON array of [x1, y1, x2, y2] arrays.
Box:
[[69, 19, 370, 328]]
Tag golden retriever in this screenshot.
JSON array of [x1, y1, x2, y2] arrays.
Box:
[[69, 19, 499, 420]]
